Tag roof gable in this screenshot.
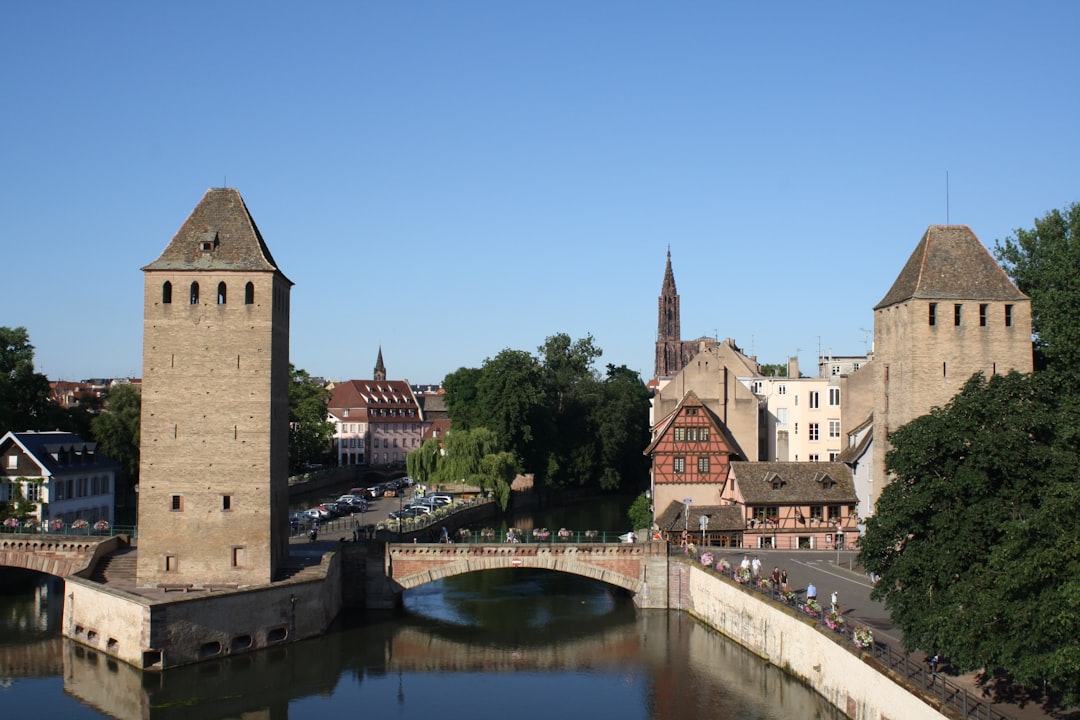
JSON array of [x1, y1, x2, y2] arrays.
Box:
[[645, 389, 744, 458]]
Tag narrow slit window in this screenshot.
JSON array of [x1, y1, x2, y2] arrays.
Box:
[[928, 303, 937, 326], [1005, 304, 1014, 327], [217, 282, 227, 305], [162, 281, 172, 304], [245, 282, 255, 304], [190, 282, 200, 305], [979, 303, 988, 327]]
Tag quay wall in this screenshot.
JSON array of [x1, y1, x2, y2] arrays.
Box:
[[64, 552, 341, 671], [677, 561, 950, 720]]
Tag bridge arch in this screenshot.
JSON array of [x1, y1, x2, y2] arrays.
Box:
[[386, 542, 669, 606]]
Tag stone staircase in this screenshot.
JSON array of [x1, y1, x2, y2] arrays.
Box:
[[89, 546, 137, 585]]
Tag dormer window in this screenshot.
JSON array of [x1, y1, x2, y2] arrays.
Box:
[[199, 231, 218, 253]]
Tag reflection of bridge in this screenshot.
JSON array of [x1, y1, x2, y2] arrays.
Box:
[[0, 534, 122, 578], [385, 541, 670, 608]]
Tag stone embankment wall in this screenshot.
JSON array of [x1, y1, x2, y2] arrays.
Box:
[[65, 552, 342, 671], [675, 560, 950, 720]]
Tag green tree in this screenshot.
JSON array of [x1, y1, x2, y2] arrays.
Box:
[[407, 437, 443, 486], [859, 371, 1080, 705], [289, 365, 334, 472], [758, 363, 788, 377], [91, 383, 141, 480], [474, 349, 552, 481], [995, 201, 1080, 376], [627, 492, 652, 531], [592, 364, 652, 491], [0, 327, 52, 433], [442, 366, 483, 430]]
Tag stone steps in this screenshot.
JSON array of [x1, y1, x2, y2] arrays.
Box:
[[90, 547, 137, 584]]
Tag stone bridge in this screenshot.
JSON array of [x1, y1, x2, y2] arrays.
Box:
[[385, 541, 671, 608], [0, 534, 124, 579]]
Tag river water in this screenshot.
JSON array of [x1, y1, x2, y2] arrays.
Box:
[[0, 499, 843, 720]]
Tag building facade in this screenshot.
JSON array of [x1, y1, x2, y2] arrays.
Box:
[[329, 352, 425, 468], [0, 430, 117, 528], [136, 188, 293, 588]]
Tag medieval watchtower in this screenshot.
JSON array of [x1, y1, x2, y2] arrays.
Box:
[[136, 188, 292, 588], [872, 225, 1032, 488]]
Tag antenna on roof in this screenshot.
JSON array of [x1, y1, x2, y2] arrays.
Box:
[[223, 175, 227, 189]]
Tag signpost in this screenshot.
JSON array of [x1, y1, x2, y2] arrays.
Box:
[[699, 513, 708, 546]]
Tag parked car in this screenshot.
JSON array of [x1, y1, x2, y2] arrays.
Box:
[[390, 507, 428, 520], [405, 503, 433, 515], [289, 511, 310, 531], [428, 494, 453, 507], [337, 495, 368, 510], [304, 507, 330, 521]]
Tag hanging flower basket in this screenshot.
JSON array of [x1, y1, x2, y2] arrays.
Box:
[[71, 519, 89, 530], [50, 518, 66, 532], [94, 520, 110, 531], [2, 517, 19, 530], [716, 558, 731, 572], [825, 611, 845, 631], [853, 628, 874, 649], [480, 528, 495, 540], [804, 599, 822, 617], [699, 552, 714, 568], [734, 567, 751, 584], [584, 530, 598, 540], [557, 528, 572, 540], [532, 528, 551, 540], [458, 528, 471, 540]]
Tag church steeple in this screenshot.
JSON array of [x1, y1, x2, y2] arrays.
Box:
[[655, 248, 683, 378], [374, 346, 386, 381]]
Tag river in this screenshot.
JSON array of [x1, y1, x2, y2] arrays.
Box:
[[0, 498, 843, 720]]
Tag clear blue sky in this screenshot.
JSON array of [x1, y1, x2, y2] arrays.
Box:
[[3, 2, 1078, 385]]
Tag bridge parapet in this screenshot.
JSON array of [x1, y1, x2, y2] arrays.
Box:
[[386, 541, 670, 608]]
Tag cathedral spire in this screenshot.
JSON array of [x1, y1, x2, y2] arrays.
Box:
[[655, 249, 682, 378], [374, 346, 386, 381]]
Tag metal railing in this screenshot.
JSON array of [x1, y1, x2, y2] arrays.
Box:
[[686, 549, 1017, 720]]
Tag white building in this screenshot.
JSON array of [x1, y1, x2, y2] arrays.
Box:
[[0, 431, 118, 528]]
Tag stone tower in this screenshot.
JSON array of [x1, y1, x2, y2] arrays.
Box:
[[136, 188, 293, 588], [872, 225, 1032, 490]]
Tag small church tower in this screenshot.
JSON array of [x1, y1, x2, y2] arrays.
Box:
[[374, 346, 386, 381], [872, 224, 1032, 489], [136, 188, 293, 588]]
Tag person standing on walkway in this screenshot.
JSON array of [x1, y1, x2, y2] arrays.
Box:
[[806, 582, 817, 602], [751, 556, 762, 578], [780, 569, 789, 592], [830, 590, 838, 613], [771, 566, 781, 587]]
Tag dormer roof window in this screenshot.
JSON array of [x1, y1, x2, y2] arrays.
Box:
[[199, 231, 218, 253]]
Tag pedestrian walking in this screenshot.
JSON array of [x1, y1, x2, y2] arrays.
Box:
[[780, 569, 789, 592], [830, 590, 838, 613], [751, 556, 762, 578], [771, 566, 781, 587]]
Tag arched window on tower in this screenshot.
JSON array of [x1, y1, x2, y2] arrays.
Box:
[[162, 281, 172, 304], [217, 282, 227, 305], [245, 282, 254, 305], [190, 282, 200, 305]]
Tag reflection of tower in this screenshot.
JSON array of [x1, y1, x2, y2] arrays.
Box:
[[136, 188, 293, 588], [654, 249, 682, 378]]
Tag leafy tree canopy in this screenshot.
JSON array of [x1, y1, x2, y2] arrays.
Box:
[[758, 363, 789, 377], [0, 327, 52, 434], [289, 365, 334, 472], [91, 383, 141, 480], [435, 333, 651, 494], [995, 201, 1080, 378], [859, 371, 1080, 705]]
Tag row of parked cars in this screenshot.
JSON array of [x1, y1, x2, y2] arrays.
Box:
[[357, 476, 413, 499], [388, 493, 453, 520]]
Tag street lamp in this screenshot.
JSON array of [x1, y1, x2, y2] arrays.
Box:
[[398, 490, 404, 542]]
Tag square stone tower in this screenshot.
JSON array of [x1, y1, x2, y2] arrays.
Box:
[[136, 188, 292, 588], [872, 225, 1032, 492]]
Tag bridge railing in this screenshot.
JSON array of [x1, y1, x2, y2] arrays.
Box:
[[686, 547, 1016, 720], [1, 524, 136, 539], [449, 529, 634, 545]]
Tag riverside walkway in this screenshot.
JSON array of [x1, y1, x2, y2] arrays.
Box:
[[705, 548, 1078, 720]]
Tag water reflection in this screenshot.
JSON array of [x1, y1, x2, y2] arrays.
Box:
[[2, 564, 842, 720]]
